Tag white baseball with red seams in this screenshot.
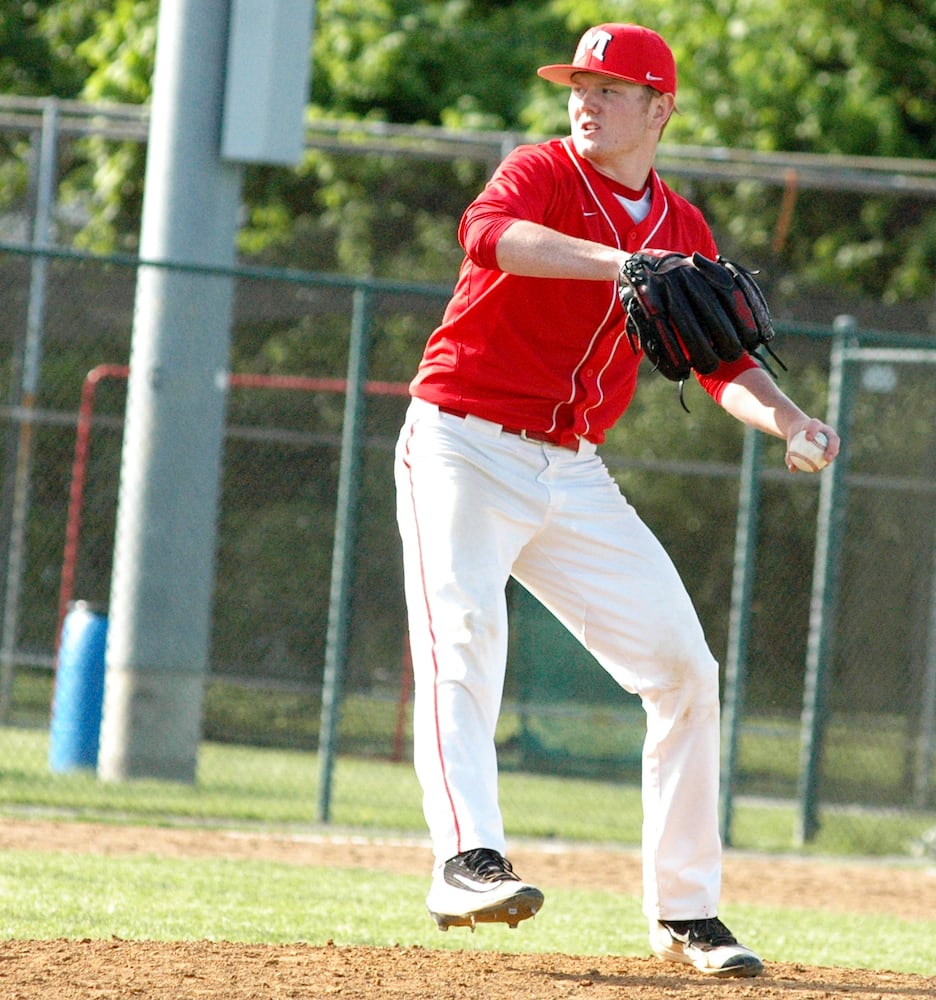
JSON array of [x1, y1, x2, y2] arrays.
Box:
[[788, 429, 830, 472]]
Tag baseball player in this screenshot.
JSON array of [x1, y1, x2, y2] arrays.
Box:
[[394, 23, 839, 978]]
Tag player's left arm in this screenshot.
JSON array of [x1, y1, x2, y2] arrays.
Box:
[[717, 367, 840, 469]]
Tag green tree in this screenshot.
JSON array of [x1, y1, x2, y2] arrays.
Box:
[[0, 0, 97, 96], [310, 0, 564, 128], [4, 0, 930, 713], [538, 0, 936, 301], [6, 0, 934, 301]]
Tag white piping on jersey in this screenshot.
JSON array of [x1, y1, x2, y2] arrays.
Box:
[[641, 192, 669, 247], [553, 138, 670, 439]]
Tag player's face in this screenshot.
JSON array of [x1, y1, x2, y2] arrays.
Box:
[[568, 73, 671, 174]]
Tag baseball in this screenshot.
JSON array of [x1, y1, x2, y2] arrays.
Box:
[[788, 429, 829, 472]]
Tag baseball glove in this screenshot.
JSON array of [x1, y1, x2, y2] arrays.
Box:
[[618, 250, 784, 408]]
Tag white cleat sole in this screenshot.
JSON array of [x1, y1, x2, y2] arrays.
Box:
[[429, 887, 545, 931]]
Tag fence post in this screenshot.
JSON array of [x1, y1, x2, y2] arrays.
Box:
[[720, 424, 763, 846], [796, 315, 858, 844], [0, 101, 59, 722], [317, 285, 373, 822], [916, 514, 936, 808]]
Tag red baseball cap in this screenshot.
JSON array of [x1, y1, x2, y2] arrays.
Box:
[[537, 23, 677, 95]]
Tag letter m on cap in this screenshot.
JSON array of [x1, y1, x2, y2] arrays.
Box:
[[576, 28, 614, 64]]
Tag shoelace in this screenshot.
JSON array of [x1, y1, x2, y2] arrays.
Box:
[[667, 917, 737, 947], [458, 848, 519, 882]]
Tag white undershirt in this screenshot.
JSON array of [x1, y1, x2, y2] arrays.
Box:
[[616, 189, 653, 224]]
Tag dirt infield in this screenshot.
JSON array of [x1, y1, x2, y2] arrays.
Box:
[[1, 821, 935, 999], [5, 940, 936, 1000]]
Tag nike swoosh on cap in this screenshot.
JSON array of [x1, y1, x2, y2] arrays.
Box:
[[646, 72, 664, 82]]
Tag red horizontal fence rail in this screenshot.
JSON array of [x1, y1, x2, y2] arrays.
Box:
[[56, 365, 411, 648]]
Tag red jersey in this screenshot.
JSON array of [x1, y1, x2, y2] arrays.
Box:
[[411, 137, 754, 446]]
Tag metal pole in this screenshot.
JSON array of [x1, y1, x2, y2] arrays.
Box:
[[720, 425, 763, 845], [795, 316, 857, 844], [97, 0, 242, 783], [317, 287, 373, 822], [0, 100, 58, 721], [914, 513, 936, 808]]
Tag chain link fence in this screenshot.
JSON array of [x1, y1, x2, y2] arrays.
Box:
[[1, 243, 934, 855], [1, 99, 935, 856]]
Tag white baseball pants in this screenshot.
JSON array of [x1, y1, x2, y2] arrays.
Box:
[[395, 398, 723, 920]]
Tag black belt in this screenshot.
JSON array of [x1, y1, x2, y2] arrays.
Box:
[[438, 406, 581, 452]]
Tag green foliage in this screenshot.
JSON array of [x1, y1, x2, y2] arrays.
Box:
[[2, 10, 934, 804], [542, 0, 936, 301], [545, 0, 935, 158], [0, 0, 91, 96], [74, 0, 157, 104], [57, 138, 148, 252], [279, 147, 485, 278], [5, 0, 934, 299], [51, 0, 156, 250], [311, 0, 565, 128]]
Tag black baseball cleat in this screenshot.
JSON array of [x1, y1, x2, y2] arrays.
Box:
[[426, 847, 544, 931], [649, 916, 764, 977]]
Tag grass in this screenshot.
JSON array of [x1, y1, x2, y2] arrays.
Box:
[[0, 725, 935, 974], [1, 725, 934, 855], [18, 668, 932, 808], [0, 851, 933, 975]]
